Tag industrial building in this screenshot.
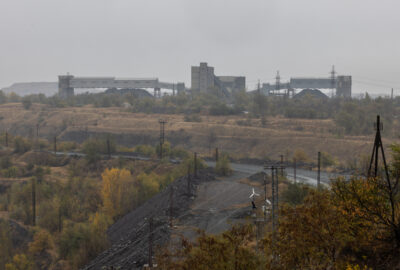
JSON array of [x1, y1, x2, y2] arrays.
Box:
[[191, 62, 246, 96], [58, 75, 185, 98], [260, 68, 352, 98]]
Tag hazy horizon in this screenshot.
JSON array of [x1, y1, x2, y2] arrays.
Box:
[[1, 0, 400, 95]]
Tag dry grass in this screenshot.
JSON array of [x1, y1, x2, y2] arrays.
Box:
[[0, 103, 398, 163]]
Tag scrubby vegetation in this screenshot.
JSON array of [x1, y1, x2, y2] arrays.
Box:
[[1, 89, 399, 137], [0, 133, 201, 269], [158, 145, 400, 269]]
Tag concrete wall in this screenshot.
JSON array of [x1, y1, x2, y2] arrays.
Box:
[[58, 75, 74, 98], [191, 62, 215, 92], [336, 76, 352, 98], [217, 76, 246, 93]]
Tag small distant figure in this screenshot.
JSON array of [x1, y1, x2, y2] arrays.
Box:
[[252, 201, 257, 209]]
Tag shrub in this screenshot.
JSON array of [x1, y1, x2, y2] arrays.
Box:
[[22, 97, 32, 110], [281, 182, 310, 205], [184, 114, 202, 122], [0, 156, 12, 169], [28, 230, 53, 254], [13, 137, 31, 154], [293, 148, 309, 164], [215, 154, 232, 176], [320, 151, 335, 167], [3, 167, 18, 178], [135, 144, 156, 157]]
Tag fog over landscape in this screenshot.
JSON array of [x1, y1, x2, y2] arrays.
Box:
[[1, 0, 400, 94], [2, 1, 400, 269]]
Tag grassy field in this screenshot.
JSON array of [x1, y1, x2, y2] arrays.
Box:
[[0, 103, 397, 164]]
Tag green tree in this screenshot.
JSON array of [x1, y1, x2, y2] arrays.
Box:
[[215, 154, 232, 176]]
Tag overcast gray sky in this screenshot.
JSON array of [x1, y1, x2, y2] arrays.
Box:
[[1, 0, 399, 94]]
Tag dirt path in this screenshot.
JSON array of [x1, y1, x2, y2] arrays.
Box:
[[174, 171, 261, 240]]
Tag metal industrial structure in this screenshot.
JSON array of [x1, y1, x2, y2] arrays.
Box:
[[261, 67, 352, 98], [191, 62, 246, 96], [59, 65, 351, 99], [58, 75, 185, 98]]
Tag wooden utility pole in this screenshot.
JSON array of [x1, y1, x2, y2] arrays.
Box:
[[58, 205, 62, 232], [194, 152, 198, 178], [32, 178, 36, 226], [148, 217, 153, 268], [317, 151, 321, 188], [187, 164, 191, 195], [263, 174, 267, 222], [53, 136, 57, 155], [271, 167, 276, 231], [159, 119, 167, 159], [107, 138, 111, 159], [169, 186, 174, 228], [265, 165, 285, 232]]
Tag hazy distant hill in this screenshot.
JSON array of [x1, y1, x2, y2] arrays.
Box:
[[1, 82, 58, 96]]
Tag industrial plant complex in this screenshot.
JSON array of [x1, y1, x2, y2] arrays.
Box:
[[58, 62, 352, 99]]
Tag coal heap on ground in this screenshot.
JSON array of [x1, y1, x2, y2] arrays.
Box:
[[105, 88, 152, 98], [83, 169, 215, 270]]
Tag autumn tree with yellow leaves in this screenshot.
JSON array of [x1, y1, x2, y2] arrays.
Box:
[[101, 168, 132, 220]]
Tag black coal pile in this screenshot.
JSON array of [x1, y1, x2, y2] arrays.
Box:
[[83, 169, 215, 270]]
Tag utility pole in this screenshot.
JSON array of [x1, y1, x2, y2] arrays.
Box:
[[265, 164, 285, 232], [263, 174, 267, 222], [107, 137, 111, 159], [58, 206, 62, 233], [275, 167, 279, 220], [169, 186, 174, 228], [159, 119, 167, 159], [280, 154, 284, 176], [187, 164, 191, 195], [54, 136, 57, 155], [148, 217, 154, 268], [32, 178, 36, 226], [294, 158, 297, 184], [317, 151, 321, 189], [368, 115, 390, 181], [215, 147, 219, 162], [194, 152, 198, 178], [271, 167, 275, 231]]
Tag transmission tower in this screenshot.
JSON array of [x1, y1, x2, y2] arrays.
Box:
[[368, 115, 390, 181]]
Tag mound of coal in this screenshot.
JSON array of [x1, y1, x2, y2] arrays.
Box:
[[83, 169, 215, 270]]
